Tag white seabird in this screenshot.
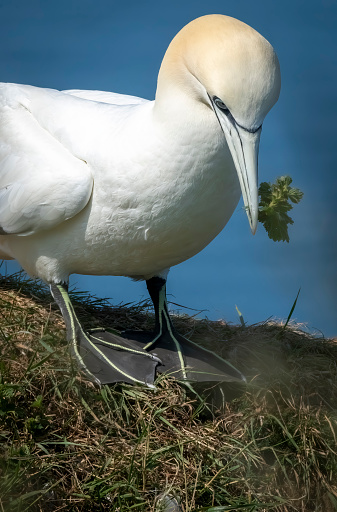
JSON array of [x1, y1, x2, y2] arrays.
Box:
[[0, 15, 281, 386]]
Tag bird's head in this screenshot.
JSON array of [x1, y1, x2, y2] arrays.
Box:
[[156, 14, 281, 234]]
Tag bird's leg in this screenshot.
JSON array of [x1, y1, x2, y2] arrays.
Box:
[[144, 276, 187, 378], [139, 276, 245, 383], [141, 278, 170, 337], [50, 283, 160, 387]]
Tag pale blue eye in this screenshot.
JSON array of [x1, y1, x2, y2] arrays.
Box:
[[213, 96, 229, 113]]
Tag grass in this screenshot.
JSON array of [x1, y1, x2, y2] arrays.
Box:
[[0, 271, 337, 511]]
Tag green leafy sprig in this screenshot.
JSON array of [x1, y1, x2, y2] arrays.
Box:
[[258, 175, 304, 242]]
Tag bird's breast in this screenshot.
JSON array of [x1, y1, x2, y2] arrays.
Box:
[[80, 119, 241, 278]]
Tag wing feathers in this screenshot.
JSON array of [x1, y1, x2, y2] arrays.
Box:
[[63, 89, 148, 106], [0, 84, 93, 236]]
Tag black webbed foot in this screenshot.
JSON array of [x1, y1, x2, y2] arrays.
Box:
[[50, 284, 160, 387], [123, 277, 245, 383]]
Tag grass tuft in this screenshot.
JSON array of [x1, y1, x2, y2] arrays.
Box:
[[0, 271, 336, 511]]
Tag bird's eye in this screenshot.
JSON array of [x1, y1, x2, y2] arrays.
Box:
[[213, 96, 229, 113]]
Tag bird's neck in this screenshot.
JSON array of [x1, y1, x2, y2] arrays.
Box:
[[153, 35, 211, 127]]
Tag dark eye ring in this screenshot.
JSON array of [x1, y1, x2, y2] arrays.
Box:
[[213, 96, 229, 113]]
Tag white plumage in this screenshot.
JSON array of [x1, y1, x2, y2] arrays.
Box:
[[0, 84, 238, 281]]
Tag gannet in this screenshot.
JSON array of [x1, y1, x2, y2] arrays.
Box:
[[0, 15, 280, 386]]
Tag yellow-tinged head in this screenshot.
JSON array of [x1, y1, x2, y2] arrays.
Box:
[[156, 15, 281, 234], [157, 14, 280, 129]]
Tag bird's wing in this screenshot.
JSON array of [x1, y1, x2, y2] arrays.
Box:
[[63, 89, 149, 106], [0, 83, 94, 236]]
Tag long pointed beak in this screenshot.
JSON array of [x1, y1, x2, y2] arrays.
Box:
[[213, 104, 261, 234]]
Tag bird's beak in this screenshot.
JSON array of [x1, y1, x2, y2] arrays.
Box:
[[213, 105, 261, 234]]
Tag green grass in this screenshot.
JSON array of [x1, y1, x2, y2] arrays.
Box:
[[0, 271, 337, 511]]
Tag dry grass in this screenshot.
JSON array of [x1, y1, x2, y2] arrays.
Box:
[[0, 271, 337, 512]]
